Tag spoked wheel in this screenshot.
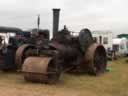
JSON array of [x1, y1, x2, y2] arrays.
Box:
[[85, 43, 107, 75], [93, 45, 107, 75]]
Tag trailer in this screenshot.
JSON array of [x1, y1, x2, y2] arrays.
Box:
[[113, 38, 128, 57]]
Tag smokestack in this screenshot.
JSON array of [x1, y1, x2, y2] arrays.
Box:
[[52, 8, 60, 37]]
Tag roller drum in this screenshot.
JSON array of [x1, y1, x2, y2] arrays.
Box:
[[15, 44, 35, 69], [22, 56, 61, 84]]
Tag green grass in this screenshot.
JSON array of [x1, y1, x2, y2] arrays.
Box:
[[0, 58, 128, 96]]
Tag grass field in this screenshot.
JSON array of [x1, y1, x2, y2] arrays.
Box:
[[0, 58, 128, 96]]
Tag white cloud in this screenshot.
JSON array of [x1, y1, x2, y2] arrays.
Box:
[[0, 0, 127, 35]]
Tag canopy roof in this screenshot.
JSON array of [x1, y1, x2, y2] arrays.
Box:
[[0, 26, 22, 33]]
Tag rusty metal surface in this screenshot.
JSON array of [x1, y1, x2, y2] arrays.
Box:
[[15, 44, 35, 69], [85, 43, 98, 64], [22, 56, 52, 73], [84, 43, 107, 75], [33, 28, 107, 75], [22, 56, 61, 83], [20, 27, 107, 81]]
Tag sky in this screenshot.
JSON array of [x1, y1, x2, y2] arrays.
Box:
[[0, 0, 128, 36]]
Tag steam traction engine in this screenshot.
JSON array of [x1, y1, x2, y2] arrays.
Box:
[[15, 9, 107, 84], [16, 28, 107, 84]]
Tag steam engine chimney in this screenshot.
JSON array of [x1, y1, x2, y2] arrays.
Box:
[[52, 8, 60, 37]]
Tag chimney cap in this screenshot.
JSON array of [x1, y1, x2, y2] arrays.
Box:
[[53, 8, 60, 11]]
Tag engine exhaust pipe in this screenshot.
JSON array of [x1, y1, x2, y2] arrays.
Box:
[[52, 8, 60, 37]]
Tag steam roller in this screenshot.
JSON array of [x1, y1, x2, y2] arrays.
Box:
[[22, 56, 61, 84], [16, 8, 107, 84]]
